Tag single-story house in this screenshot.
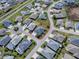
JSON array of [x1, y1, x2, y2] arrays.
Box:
[[16, 0, 25, 3], [30, 13, 39, 20], [27, 22, 37, 32], [3, 20, 13, 28], [55, 13, 66, 19], [43, 0, 52, 5], [3, 55, 14, 59], [0, 28, 6, 36], [33, 26, 45, 37], [23, 19, 33, 26], [20, 10, 30, 16], [0, 35, 11, 46], [75, 22, 79, 31], [54, 2, 64, 10], [68, 37, 79, 47], [65, 21, 74, 29], [6, 34, 24, 50], [40, 47, 56, 59], [47, 40, 61, 52], [53, 33, 65, 43], [15, 16, 23, 22], [66, 44, 79, 59], [56, 19, 64, 27], [15, 40, 32, 55], [38, 12, 47, 19], [63, 53, 76, 59], [25, 3, 33, 10]]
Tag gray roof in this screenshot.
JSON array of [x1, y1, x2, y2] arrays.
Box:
[[15, 16, 23, 22], [20, 10, 30, 16], [15, 40, 32, 55], [25, 3, 33, 10], [6, 35, 23, 50], [23, 19, 33, 26], [16, 0, 25, 3], [0, 35, 11, 46], [68, 37, 79, 47], [0, 28, 6, 36], [47, 40, 61, 51], [27, 23, 37, 31], [40, 47, 55, 59], [65, 21, 74, 29], [53, 33, 65, 43], [55, 13, 66, 19], [3, 56, 14, 59], [44, 0, 52, 5], [56, 19, 64, 27], [30, 13, 39, 20]]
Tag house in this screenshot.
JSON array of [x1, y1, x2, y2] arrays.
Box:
[[3, 55, 14, 59], [39, 47, 56, 59], [66, 44, 79, 59], [55, 13, 66, 19], [35, 0, 41, 2], [33, 26, 45, 37], [75, 22, 79, 32], [20, 10, 30, 16], [56, 19, 64, 27], [53, 33, 65, 43], [47, 40, 61, 52], [15, 40, 32, 55], [38, 12, 47, 19], [30, 13, 39, 20], [65, 21, 74, 29], [6, 34, 24, 50], [54, 2, 64, 10], [3, 20, 13, 28], [25, 3, 33, 10], [0, 35, 11, 46], [16, 0, 25, 3], [15, 16, 23, 22], [0, 28, 6, 36], [64, 0, 75, 6], [43, 0, 52, 5], [68, 37, 79, 47], [27, 22, 37, 32], [23, 19, 33, 26], [63, 53, 76, 59]]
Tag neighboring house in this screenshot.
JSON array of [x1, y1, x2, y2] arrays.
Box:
[[55, 13, 66, 19], [0, 28, 6, 36], [54, 2, 64, 10], [56, 19, 64, 27], [27, 22, 37, 32], [0, 35, 11, 46], [38, 12, 47, 19], [75, 22, 79, 32], [3, 55, 14, 59], [15, 16, 23, 22], [23, 19, 33, 26], [66, 44, 79, 59], [68, 37, 79, 47], [40, 47, 56, 59], [63, 0, 75, 6], [43, 0, 52, 5], [6, 34, 24, 50], [47, 40, 61, 52], [15, 40, 32, 55], [63, 53, 76, 59], [53, 33, 65, 43], [16, 0, 25, 3], [33, 26, 45, 37], [30, 13, 39, 20], [25, 3, 33, 10], [65, 21, 74, 30], [20, 10, 30, 16], [3, 20, 13, 28]]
